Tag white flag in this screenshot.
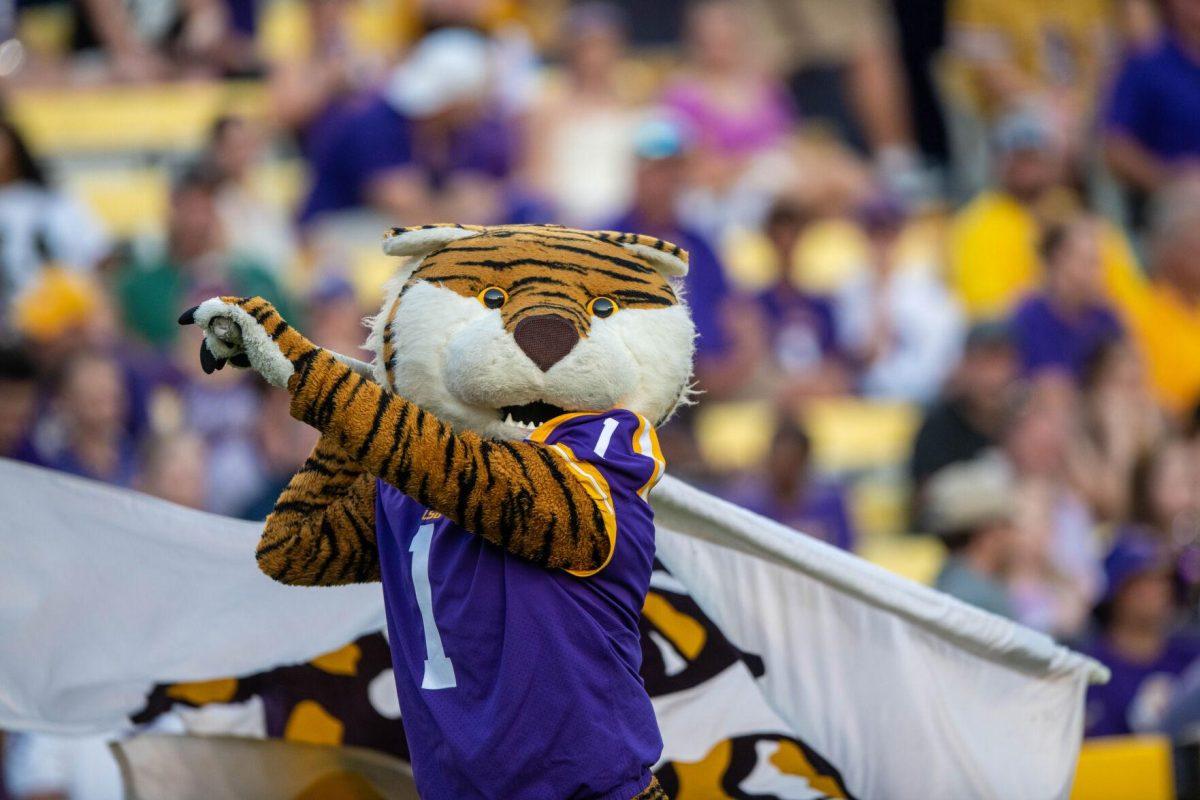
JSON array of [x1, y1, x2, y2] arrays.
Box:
[[651, 478, 1107, 800], [0, 459, 384, 735], [0, 458, 1105, 798]]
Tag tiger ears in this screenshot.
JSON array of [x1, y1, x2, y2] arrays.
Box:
[[591, 230, 689, 278], [382, 224, 488, 258], [381, 223, 690, 279]]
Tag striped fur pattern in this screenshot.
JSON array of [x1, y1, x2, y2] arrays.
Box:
[[189, 224, 694, 593], [194, 295, 612, 583], [256, 437, 379, 585], [380, 225, 682, 384], [370, 224, 696, 442], [286, 336, 614, 577], [631, 777, 669, 800], [382, 223, 688, 275]]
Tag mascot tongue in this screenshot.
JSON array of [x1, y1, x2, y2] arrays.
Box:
[[499, 400, 568, 429]]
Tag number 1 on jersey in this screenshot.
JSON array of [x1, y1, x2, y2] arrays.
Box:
[[409, 523, 457, 690], [594, 416, 620, 458]]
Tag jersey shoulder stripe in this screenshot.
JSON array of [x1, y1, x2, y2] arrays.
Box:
[[630, 413, 665, 498], [527, 409, 663, 577], [545, 439, 618, 577], [530, 410, 666, 494]]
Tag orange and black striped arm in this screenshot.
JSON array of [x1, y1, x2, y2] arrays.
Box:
[[287, 344, 612, 574], [185, 296, 612, 580], [256, 435, 381, 585]]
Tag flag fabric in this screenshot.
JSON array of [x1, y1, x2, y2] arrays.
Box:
[[110, 734, 418, 800], [0, 459, 384, 735], [651, 480, 1108, 799], [132, 569, 854, 799], [0, 458, 1106, 799]]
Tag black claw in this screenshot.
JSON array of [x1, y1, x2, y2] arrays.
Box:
[[178, 305, 199, 326], [200, 340, 217, 374], [214, 357, 227, 371], [230, 353, 251, 368]]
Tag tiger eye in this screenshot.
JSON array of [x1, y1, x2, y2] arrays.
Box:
[[589, 297, 617, 318], [479, 287, 508, 309]]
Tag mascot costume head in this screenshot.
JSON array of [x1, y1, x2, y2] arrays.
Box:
[[181, 223, 695, 800], [369, 224, 695, 438]]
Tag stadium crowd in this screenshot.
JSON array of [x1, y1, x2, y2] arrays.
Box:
[[3, 0, 1200, 795]]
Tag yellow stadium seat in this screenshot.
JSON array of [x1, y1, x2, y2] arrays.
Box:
[[693, 400, 776, 472], [792, 218, 868, 294], [9, 81, 266, 155], [260, 0, 413, 63], [850, 477, 911, 539], [720, 227, 780, 293], [68, 168, 167, 237], [805, 398, 920, 474], [350, 246, 400, 309], [68, 161, 304, 239], [252, 159, 307, 211], [858, 536, 945, 585], [792, 215, 949, 295], [1070, 736, 1174, 800]]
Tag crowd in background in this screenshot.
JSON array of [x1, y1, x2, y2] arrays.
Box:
[[3, 0, 1200, 794]]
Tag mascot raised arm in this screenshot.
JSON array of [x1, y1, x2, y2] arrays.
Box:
[[179, 223, 696, 800]]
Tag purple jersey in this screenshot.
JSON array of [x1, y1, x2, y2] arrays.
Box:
[[375, 409, 665, 799]]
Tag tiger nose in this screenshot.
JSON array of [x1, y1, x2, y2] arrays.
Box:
[[513, 314, 580, 372]]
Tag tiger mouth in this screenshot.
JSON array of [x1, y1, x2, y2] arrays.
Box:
[[499, 401, 568, 431]]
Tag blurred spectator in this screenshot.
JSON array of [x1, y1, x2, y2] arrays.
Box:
[[9, 270, 112, 368], [890, 0, 951, 168], [1105, 179, 1200, 416], [136, 431, 209, 510], [662, 1, 799, 235], [522, 3, 639, 227], [1005, 381, 1103, 636], [208, 116, 296, 273], [927, 452, 1019, 619], [948, 109, 1137, 319], [742, 0, 924, 193], [835, 195, 963, 404], [116, 162, 291, 349], [664, 1, 796, 162], [28, 350, 136, 487], [723, 418, 857, 550], [948, 109, 1062, 319], [72, 0, 260, 82], [754, 200, 849, 404], [946, 0, 1111, 143], [238, 386, 319, 521], [0, 120, 110, 308], [298, 28, 523, 230], [1083, 531, 1200, 737], [608, 116, 763, 399], [1103, 0, 1200, 195], [1071, 339, 1166, 522], [6, 278, 157, 449], [1130, 438, 1200, 548], [305, 276, 370, 359], [270, 0, 383, 157], [1009, 218, 1123, 381], [0, 344, 39, 463], [169, 328, 270, 517], [910, 320, 1018, 502]]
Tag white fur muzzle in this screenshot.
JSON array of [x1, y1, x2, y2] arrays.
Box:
[[368, 281, 696, 439]]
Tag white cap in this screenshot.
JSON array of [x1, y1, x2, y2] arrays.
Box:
[[385, 28, 491, 118], [925, 452, 1015, 536]]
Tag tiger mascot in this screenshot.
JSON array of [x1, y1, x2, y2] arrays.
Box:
[[179, 223, 695, 800]]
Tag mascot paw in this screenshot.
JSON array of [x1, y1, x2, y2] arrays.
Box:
[[179, 296, 317, 389]]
